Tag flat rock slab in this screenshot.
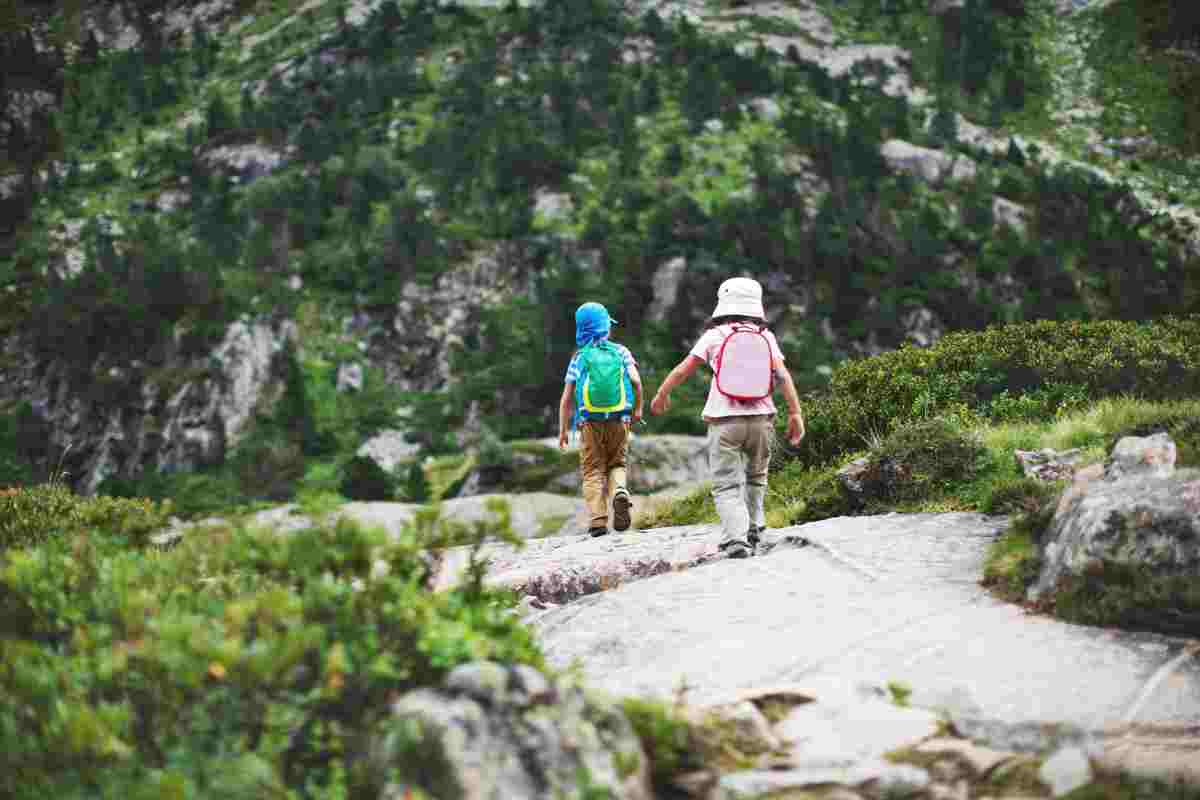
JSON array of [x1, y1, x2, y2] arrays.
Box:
[[429, 522, 747, 601], [528, 513, 1200, 737]]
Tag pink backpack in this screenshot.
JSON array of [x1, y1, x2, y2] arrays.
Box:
[[715, 324, 774, 401]]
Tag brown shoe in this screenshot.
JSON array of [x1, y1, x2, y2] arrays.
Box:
[[612, 492, 633, 532]]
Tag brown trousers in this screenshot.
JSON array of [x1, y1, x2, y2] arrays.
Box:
[[579, 419, 630, 528]]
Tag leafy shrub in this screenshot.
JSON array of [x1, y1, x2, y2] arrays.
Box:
[[231, 437, 307, 503], [0, 485, 89, 550], [982, 492, 1057, 601], [97, 468, 247, 521], [786, 316, 1200, 468], [980, 475, 1063, 516], [620, 698, 704, 794], [338, 454, 398, 502], [1050, 563, 1200, 638], [860, 417, 987, 504], [0, 494, 540, 798]]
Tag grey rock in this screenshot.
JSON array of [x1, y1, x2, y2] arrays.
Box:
[[1039, 745, 1093, 796], [710, 700, 781, 754], [356, 429, 422, 473], [648, 256, 689, 323], [901, 306, 945, 347], [881, 139, 978, 185], [773, 692, 942, 768], [993, 196, 1031, 236], [1029, 467, 1200, 601], [445, 661, 511, 706], [1105, 433, 1177, 481], [0, 316, 296, 496], [1014, 447, 1086, 483], [336, 362, 364, 393], [372, 668, 651, 800], [534, 190, 574, 222], [949, 716, 1100, 756], [716, 761, 928, 799], [915, 737, 1018, 776]]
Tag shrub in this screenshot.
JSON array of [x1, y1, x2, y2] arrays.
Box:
[[338, 454, 398, 501], [620, 697, 704, 794], [0, 495, 539, 798], [980, 475, 1063, 516], [231, 437, 307, 503], [861, 417, 987, 503], [1050, 563, 1200, 638], [785, 316, 1200, 468]]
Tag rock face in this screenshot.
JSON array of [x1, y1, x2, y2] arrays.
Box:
[[0, 316, 296, 495], [369, 661, 651, 800], [1028, 434, 1200, 602]]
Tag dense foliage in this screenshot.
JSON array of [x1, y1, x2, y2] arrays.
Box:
[[785, 315, 1200, 467], [0, 0, 1198, 501], [0, 486, 541, 798]]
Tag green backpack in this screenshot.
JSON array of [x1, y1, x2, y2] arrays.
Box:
[[574, 341, 632, 423]]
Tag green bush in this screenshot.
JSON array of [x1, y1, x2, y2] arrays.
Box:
[[230, 437, 308, 503], [863, 417, 988, 503], [980, 475, 1063, 516], [620, 697, 704, 794], [1050, 563, 1200, 638], [338, 454, 398, 501], [786, 316, 1200, 468], [0, 493, 540, 798]]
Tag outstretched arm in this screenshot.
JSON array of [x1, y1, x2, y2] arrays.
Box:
[[651, 355, 704, 416]]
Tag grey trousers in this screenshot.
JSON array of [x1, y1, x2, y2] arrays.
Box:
[[707, 414, 772, 545]]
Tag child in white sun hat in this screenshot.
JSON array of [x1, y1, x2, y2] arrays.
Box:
[[650, 277, 805, 558]]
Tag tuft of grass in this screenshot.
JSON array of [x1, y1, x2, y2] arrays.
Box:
[[634, 483, 718, 529]]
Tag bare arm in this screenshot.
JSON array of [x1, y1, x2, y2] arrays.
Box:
[[651, 355, 704, 416], [774, 360, 805, 445], [629, 366, 644, 423], [558, 382, 574, 449]]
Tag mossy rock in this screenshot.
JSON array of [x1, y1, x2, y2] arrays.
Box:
[[1105, 413, 1200, 467]]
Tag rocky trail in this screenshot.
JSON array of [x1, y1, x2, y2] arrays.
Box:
[[215, 495, 1200, 796]]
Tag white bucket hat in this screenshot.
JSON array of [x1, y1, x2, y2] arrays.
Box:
[[712, 277, 765, 320]]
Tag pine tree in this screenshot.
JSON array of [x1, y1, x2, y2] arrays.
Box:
[[930, 101, 958, 147], [1006, 137, 1026, 167]]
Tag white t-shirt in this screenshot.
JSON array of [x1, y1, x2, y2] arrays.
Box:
[[689, 323, 785, 421]]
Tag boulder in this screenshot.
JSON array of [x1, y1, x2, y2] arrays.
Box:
[[1104, 432, 1177, 480], [369, 662, 651, 800], [356, 429, 422, 473], [336, 361, 364, 393], [881, 139, 978, 185], [1029, 434, 1200, 601]]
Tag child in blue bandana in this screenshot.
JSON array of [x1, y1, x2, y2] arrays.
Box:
[[558, 302, 643, 537]]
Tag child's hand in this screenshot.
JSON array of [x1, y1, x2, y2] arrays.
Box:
[[650, 394, 670, 416], [787, 413, 805, 446], [558, 430, 569, 451], [631, 408, 643, 425]]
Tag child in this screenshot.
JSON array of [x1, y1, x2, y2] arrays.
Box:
[[650, 277, 804, 558], [559, 302, 644, 537]]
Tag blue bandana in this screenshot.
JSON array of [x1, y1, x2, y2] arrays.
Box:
[[575, 302, 617, 347]]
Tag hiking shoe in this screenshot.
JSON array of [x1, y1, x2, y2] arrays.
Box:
[[747, 526, 764, 547], [588, 526, 609, 538], [719, 539, 752, 559], [612, 492, 633, 532]]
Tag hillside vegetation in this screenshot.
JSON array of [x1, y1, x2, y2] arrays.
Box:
[[0, 0, 1197, 507]]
